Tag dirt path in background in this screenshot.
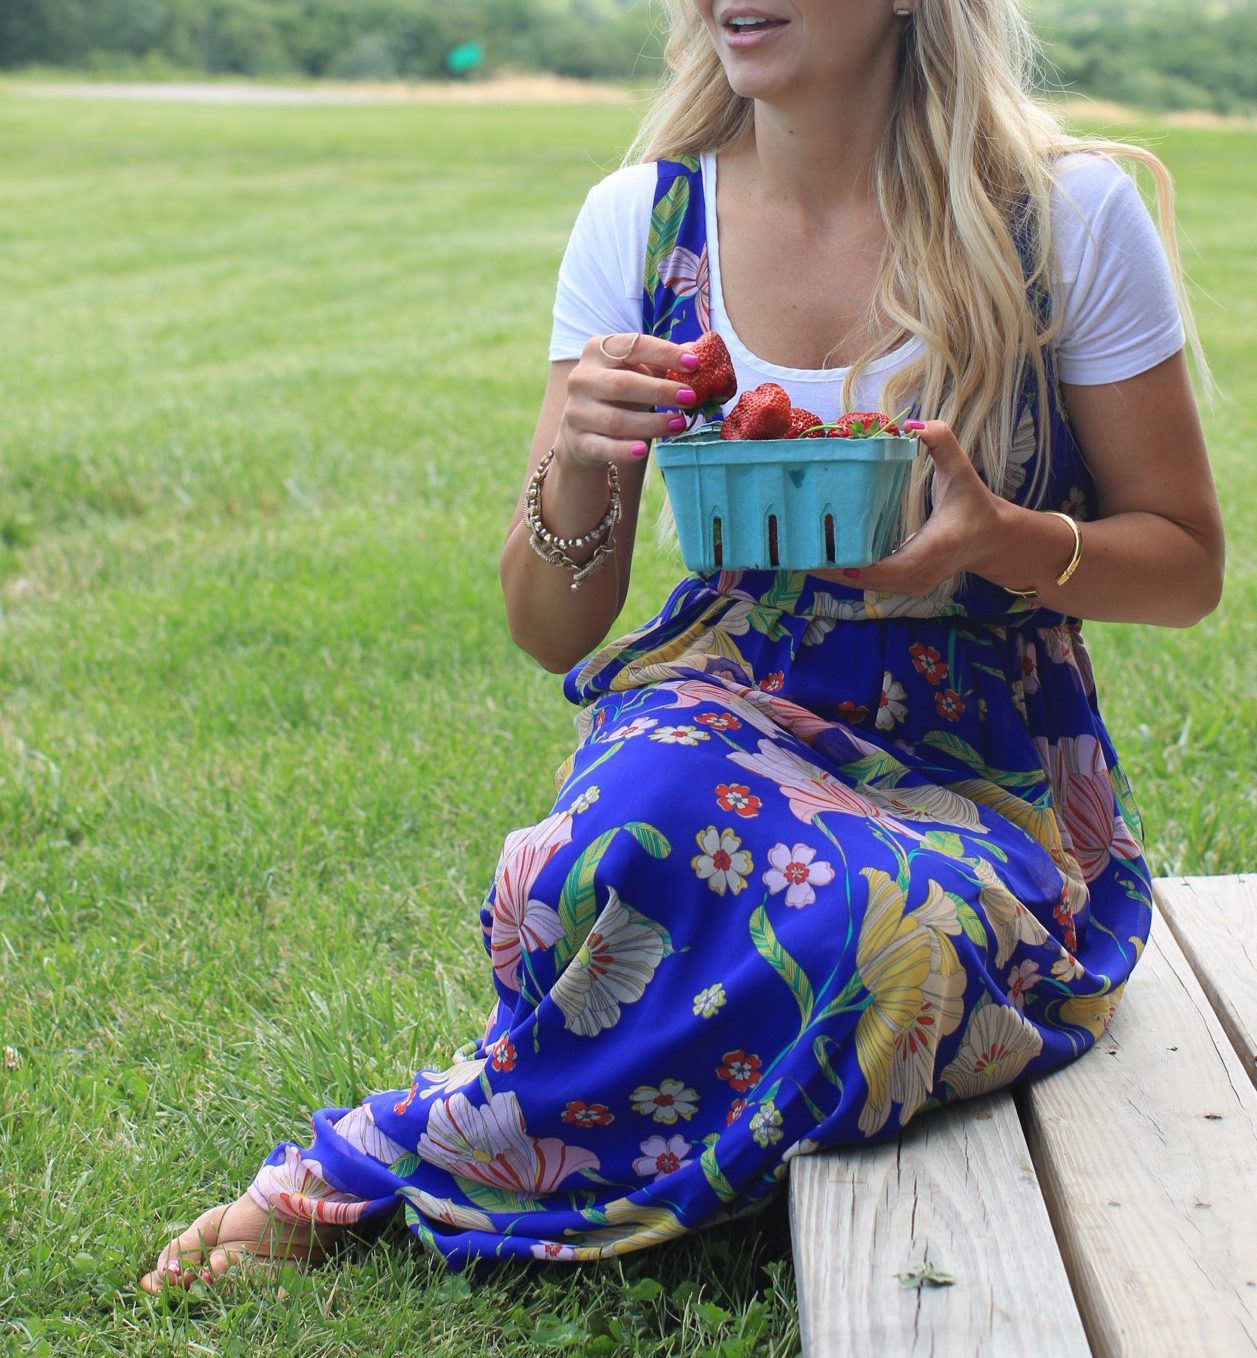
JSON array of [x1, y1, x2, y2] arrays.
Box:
[[16, 74, 636, 106]]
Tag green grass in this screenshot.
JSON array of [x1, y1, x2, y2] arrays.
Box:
[[0, 83, 1253, 1355]]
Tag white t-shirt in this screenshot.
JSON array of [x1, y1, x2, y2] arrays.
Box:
[[548, 151, 1184, 411]]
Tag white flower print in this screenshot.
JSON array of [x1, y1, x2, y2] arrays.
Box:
[[490, 829, 567, 994], [939, 1000, 1044, 1101], [971, 858, 1052, 968], [763, 842, 835, 908], [631, 1078, 700, 1124], [1006, 959, 1042, 1011], [658, 242, 711, 332], [632, 1133, 694, 1181], [399, 1186, 494, 1237], [1051, 947, 1085, 981], [876, 671, 908, 730], [692, 983, 727, 1019], [569, 785, 601, 815], [607, 716, 657, 741], [414, 1055, 489, 1102], [649, 724, 710, 746], [332, 1104, 410, 1166], [550, 888, 671, 1037], [691, 825, 753, 896], [249, 1144, 372, 1227], [750, 1100, 784, 1147]]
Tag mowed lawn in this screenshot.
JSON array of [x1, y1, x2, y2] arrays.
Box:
[[0, 84, 1252, 1356]]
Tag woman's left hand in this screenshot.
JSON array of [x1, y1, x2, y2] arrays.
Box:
[[816, 419, 1006, 596]]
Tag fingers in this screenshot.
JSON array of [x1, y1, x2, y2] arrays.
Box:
[[905, 418, 969, 478], [587, 332, 697, 377]]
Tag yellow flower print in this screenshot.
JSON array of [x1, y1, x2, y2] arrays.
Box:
[[939, 998, 1044, 1100], [1059, 983, 1126, 1040], [854, 869, 968, 1137], [558, 1198, 689, 1258], [971, 859, 1053, 968]]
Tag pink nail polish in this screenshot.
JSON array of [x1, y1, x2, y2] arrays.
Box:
[[667, 415, 687, 433], [842, 568, 862, 579], [680, 353, 701, 371], [904, 419, 926, 432], [675, 387, 697, 406], [631, 441, 649, 457]]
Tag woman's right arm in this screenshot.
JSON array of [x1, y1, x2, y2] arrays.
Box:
[[500, 333, 700, 673]]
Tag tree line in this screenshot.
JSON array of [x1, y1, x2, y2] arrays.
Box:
[[1, 0, 1254, 113]]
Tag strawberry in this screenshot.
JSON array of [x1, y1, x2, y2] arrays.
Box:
[[666, 331, 737, 416], [826, 410, 901, 438], [720, 382, 792, 441], [786, 407, 825, 439]]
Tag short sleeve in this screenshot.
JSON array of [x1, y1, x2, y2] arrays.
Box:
[[1050, 153, 1186, 386], [548, 162, 657, 362]]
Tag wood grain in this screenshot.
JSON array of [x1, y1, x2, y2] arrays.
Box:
[[1020, 906, 1257, 1356], [1155, 875, 1257, 1092], [789, 1091, 1090, 1357]]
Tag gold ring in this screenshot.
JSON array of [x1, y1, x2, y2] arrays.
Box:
[[599, 333, 641, 363]]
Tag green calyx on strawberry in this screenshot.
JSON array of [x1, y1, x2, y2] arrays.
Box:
[[825, 410, 902, 438], [666, 331, 737, 421], [720, 382, 792, 440]]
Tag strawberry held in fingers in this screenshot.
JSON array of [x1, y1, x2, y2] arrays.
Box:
[[720, 382, 791, 440], [826, 410, 901, 438], [666, 331, 737, 417]]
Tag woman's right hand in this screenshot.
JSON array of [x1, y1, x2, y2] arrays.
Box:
[[554, 332, 703, 468]]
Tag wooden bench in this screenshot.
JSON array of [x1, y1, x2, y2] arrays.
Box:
[[788, 875, 1257, 1356]]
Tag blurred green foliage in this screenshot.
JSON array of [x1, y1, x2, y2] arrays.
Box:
[[0, 0, 1254, 112]]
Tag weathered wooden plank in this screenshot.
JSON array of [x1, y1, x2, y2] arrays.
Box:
[[789, 1091, 1091, 1358], [1020, 906, 1257, 1357], [1154, 875, 1257, 1091]]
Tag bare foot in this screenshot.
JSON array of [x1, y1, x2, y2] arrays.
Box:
[[139, 1193, 340, 1294]]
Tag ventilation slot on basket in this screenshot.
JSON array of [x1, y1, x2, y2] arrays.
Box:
[[824, 513, 836, 564], [767, 515, 780, 567], [712, 516, 723, 568]]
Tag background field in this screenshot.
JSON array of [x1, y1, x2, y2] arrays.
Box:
[[0, 85, 1252, 1356]]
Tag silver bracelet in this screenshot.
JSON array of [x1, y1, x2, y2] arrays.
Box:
[[524, 448, 622, 591]]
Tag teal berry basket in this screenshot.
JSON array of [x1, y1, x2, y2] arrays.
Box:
[[654, 431, 919, 573]]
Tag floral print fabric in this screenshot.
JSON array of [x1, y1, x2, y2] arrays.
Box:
[[246, 159, 1152, 1276]]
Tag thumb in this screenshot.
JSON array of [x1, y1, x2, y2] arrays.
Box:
[[905, 419, 968, 476]]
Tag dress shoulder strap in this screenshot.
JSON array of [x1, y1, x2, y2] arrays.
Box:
[[641, 157, 712, 343]]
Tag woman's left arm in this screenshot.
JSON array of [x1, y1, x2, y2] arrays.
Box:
[[843, 350, 1225, 627]]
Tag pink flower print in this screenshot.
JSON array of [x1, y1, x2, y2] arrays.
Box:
[[658, 243, 711, 332], [491, 833, 567, 993], [1006, 959, 1041, 1011], [763, 841, 835, 908], [418, 1089, 600, 1192], [632, 1133, 694, 1182], [248, 1144, 372, 1228], [1035, 734, 1142, 883], [876, 672, 908, 730]]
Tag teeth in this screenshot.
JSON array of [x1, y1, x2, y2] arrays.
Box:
[[729, 16, 773, 27]]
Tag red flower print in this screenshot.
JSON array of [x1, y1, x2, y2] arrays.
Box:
[[696, 712, 743, 732], [561, 1100, 615, 1127], [726, 1099, 747, 1125], [836, 701, 870, 725], [716, 1050, 763, 1093], [490, 1037, 516, 1073], [715, 782, 762, 818], [1053, 891, 1078, 952], [935, 689, 965, 722], [909, 642, 948, 686], [759, 671, 785, 692]]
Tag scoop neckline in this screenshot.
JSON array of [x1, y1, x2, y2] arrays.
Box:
[[701, 150, 922, 383]]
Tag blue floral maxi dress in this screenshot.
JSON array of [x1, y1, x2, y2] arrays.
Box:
[[245, 158, 1152, 1274]]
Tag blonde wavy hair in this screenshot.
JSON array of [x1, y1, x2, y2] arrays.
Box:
[[630, 0, 1208, 544]]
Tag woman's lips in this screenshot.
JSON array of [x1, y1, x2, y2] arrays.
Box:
[[721, 16, 789, 49]]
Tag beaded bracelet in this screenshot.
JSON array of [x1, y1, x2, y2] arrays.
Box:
[[1006, 511, 1083, 600], [524, 448, 622, 591]]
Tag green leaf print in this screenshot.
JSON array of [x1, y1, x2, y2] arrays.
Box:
[[841, 751, 908, 788], [947, 891, 989, 950], [749, 904, 815, 1030], [644, 177, 690, 297], [459, 1180, 546, 1214], [403, 1200, 441, 1252], [390, 1152, 423, 1178], [812, 1034, 845, 1093], [700, 1140, 742, 1203], [922, 731, 1042, 789], [919, 830, 966, 858], [624, 821, 672, 860], [554, 827, 620, 972]]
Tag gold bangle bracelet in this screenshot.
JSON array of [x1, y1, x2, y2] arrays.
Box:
[[1006, 510, 1082, 599]]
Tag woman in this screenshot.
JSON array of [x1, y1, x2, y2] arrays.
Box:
[[143, 0, 1223, 1290]]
